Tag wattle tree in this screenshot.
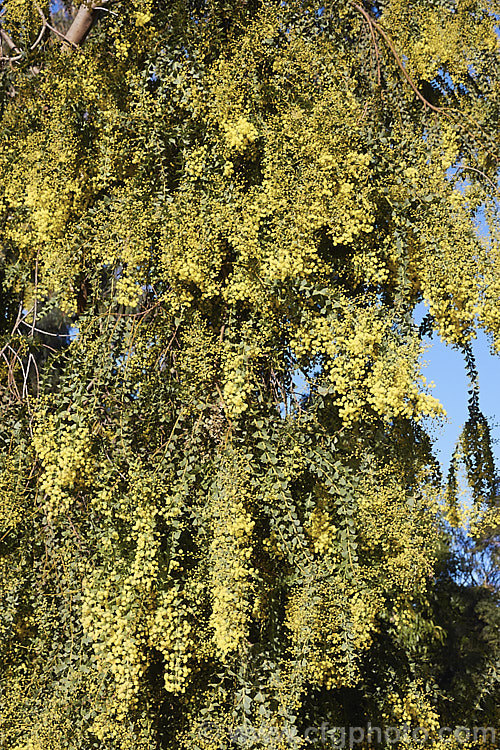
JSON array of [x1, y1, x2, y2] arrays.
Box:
[[0, 2, 499, 748]]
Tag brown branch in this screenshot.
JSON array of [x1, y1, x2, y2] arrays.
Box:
[[0, 28, 23, 62], [1, 1, 110, 63], [34, 2, 78, 49], [349, 2, 499, 167], [1, 348, 22, 401], [351, 2, 443, 113], [358, 5, 381, 86]]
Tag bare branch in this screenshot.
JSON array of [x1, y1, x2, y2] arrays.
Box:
[[29, 8, 47, 52], [0, 28, 23, 62], [11, 302, 28, 337], [34, 2, 76, 49], [0, 27, 19, 52]]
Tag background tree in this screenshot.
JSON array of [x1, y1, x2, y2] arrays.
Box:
[[0, 1, 499, 748]]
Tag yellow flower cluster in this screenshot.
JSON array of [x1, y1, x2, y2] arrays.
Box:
[[115, 275, 142, 308], [286, 580, 380, 690], [356, 462, 440, 594], [293, 301, 445, 426], [368, 355, 444, 423], [81, 462, 197, 708], [306, 505, 337, 555], [33, 417, 93, 521], [185, 145, 208, 181], [81, 487, 161, 707], [81, 568, 148, 707], [0, 451, 26, 531], [148, 588, 193, 693], [1, 3, 499, 743], [223, 351, 251, 418], [397, 1, 499, 85], [385, 680, 441, 734], [135, 11, 152, 27], [224, 116, 258, 152], [209, 453, 254, 657]]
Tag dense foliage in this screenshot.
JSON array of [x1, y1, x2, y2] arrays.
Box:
[[0, 1, 499, 748]]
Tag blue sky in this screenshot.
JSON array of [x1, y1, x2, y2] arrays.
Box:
[[420, 325, 500, 475], [420, 202, 500, 477]]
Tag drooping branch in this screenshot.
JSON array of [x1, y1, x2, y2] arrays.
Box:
[[349, 2, 499, 167], [350, 1, 443, 113], [355, 3, 381, 87]]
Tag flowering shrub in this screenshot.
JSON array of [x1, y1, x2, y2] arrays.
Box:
[[0, 0, 498, 747]]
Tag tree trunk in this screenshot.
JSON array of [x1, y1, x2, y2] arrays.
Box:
[[63, 3, 101, 49]]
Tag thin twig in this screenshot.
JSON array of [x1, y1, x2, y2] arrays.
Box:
[[11, 302, 27, 336], [29, 12, 47, 52], [31, 253, 39, 337], [351, 2, 443, 113], [19, 321, 69, 339], [22, 352, 34, 399], [455, 165, 500, 197], [94, 6, 118, 16], [1, 350, 21, 401], [34, 3, 78, 49], [361, 7, 381, 86], [356, 100, 369, 124]]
